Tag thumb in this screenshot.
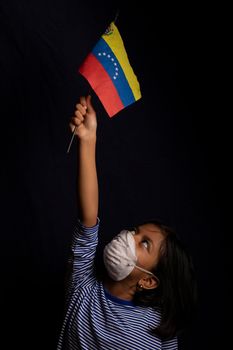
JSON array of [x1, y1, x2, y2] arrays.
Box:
[[86, 94, 94, 113]]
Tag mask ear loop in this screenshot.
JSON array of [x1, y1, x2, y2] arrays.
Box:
[[134, 265, 160, 286], [127, 231, 160, 286]]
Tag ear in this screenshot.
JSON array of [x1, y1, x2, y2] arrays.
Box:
[[139, 275, 160, 290]]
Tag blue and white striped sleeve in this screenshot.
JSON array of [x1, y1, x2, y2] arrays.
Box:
[[162, 336, 178, 350], [67, 218, 100, 287]]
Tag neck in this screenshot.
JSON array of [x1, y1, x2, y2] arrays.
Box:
[[103, 277, 137, 301]]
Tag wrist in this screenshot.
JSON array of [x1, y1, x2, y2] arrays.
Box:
[[78, 136, 96, 147]]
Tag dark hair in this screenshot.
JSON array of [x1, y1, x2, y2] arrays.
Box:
[[133, 219, 198, 340]]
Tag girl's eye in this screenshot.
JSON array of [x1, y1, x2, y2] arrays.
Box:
[[142, 240, 149, 249]]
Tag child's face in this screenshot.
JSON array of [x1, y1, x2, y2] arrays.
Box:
[[132, 223, 164, 274]]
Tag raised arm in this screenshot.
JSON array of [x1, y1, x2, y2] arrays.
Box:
[[70, 95, 98, 227]]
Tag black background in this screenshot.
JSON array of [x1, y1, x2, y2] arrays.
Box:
[[1, 1, 230, 349]]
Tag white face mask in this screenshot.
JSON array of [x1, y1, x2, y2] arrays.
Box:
[[103, 230, 155, 281]]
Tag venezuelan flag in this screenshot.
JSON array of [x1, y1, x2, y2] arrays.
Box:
[[78, 22, 142, 117]]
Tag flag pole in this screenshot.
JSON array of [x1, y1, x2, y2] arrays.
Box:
[[113, 9, 120, 23], [66, 127, 76, 153]]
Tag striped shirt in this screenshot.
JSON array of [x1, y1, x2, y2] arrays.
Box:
[[57, 219, 178, 350]]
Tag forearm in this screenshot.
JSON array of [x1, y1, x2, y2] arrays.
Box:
[[77, 138, 98, 227]]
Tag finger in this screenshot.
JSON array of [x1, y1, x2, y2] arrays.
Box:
[[86, 94, 94, 112], [76, 102, 87, 116], [71, 116, 83, 127], [79, 96, 88, 110], [74, 110, 84, 121], [69, 119, 83, 133]]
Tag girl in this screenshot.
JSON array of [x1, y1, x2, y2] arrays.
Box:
[[57, 95, 197, 350]]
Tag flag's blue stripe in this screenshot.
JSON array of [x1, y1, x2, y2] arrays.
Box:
[[92, 38, 135, 107]]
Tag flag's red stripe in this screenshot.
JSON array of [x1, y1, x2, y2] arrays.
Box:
[[79, 53, 124, 117]]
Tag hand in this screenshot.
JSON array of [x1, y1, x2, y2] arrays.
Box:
[[70, 95, 97, 141]]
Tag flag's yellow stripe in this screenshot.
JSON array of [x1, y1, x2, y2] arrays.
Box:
[[102, 22, 141, 101]]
